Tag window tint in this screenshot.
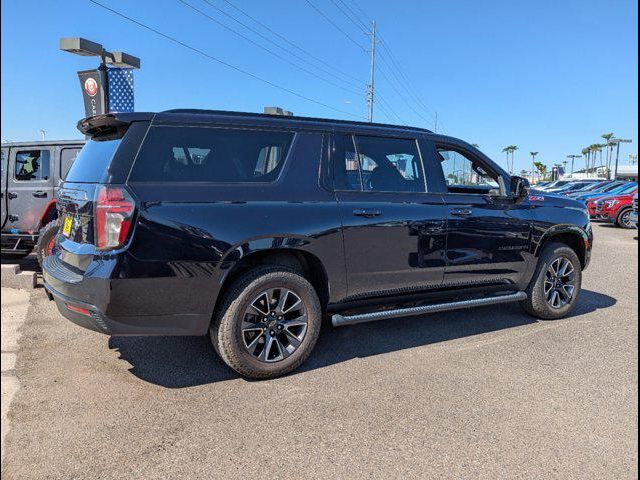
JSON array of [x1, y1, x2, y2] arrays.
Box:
[[60, 148, 82, 180], [15, 150, 50, 181], [355, 136, 424, 192], [334, 135, 425, 192], [65, 139, 121, 183], [130, 127, 294, 183], [437, 148, 499, 190]]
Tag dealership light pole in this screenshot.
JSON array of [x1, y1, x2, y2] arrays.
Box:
[[610, 138, 633, 179], [59, 37, 140, 69], [567, 154, 581, 177]]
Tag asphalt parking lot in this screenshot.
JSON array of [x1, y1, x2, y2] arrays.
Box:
[[1, 223, 637, 479]]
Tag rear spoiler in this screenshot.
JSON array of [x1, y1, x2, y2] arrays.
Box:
[[77, 113, 154, 138]]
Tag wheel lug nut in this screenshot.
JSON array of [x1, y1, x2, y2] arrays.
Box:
[[277, 325, 283, 330], [270, 330, 275, 336]]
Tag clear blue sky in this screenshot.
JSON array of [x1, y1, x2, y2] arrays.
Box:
[[2, 0, 638, 173]]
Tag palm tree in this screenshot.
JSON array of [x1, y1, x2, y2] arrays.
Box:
[[534, 161, 548, 180], [582, 147, 590, 173], [502, 146, 511, 171], [511, 146, 519, 174], [530, 151, 539, 181], [602, 133, 614, 173], [471, 143, 480, 149]]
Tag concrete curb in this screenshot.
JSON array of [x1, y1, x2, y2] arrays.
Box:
[[1, 265, 36, 290]]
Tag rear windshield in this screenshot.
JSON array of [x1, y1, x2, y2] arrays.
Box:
[[129, 126, 294, 183], [64, 139, 121, 183]]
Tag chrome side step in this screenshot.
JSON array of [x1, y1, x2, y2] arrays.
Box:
[[331, 292, 528, 327]]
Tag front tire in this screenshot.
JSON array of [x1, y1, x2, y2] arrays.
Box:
[[521, 242, 582, 320], [210, 266, 322, 379], [36, 220, 59, 267], [616, 208, 634, 229]]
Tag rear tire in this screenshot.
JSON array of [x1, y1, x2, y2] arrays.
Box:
[[36, 220, 59, 267], [210, 266, 322, 379], [521, 242, 582, 320], [616, 208, 634, 229]]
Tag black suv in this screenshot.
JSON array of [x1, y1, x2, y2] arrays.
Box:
[[43, 110, 593, 379]]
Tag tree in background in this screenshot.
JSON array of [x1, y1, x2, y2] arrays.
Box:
[[530, 151, 539, 181], [534, 161, 548, 181], [602, 133, 615, 174], [502, 146, 511, 172]]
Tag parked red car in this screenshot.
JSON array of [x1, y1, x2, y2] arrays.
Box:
[[592, 190, 638, 228]]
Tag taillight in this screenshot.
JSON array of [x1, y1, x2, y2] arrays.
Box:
[[95, 185, 135, 250]]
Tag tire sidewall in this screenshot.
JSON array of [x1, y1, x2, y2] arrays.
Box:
[[36, 220, 59, 266], [617, 208, 633, 229], [217, 270, 322, 378], [529, 244, 582, 320]]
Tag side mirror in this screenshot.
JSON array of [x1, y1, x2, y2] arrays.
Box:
[[510, 176, 530, 203]]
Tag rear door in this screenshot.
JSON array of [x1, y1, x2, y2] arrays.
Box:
[[332, 132, 447, 299], [6, 147, 54, 232], [1, 147, 8, 228]]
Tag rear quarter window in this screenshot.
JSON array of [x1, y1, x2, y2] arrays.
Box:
[[129, 126, 294, 183], [65, 139, 121, 183]]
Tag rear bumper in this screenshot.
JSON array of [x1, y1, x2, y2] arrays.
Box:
[[42, 255, 211, 336]]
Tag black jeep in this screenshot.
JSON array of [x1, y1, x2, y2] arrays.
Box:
[[42, 110, 593, 379]]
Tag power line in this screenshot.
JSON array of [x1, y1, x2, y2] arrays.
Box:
[[178, 0, 363, 96], [87, 0, 365, 119], [304, 0, 368, 53], [329, 0, 368, 34], [376, 63, 433, 127], [201, 0, 363, 90], [378, 37, 436, 117], [219, 0, 364, 85]]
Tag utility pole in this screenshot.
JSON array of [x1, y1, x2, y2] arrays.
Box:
[[434, 112, 438, 133], [366, 20, 377, 123], [40, 129, 46, 141]]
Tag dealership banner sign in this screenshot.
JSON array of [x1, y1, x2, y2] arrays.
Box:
[[77, 67, 134, 118]]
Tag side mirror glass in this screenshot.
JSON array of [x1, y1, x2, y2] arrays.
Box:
[[510, 176, 530, 202]]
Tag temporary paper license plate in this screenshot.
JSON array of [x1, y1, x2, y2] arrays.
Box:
[[62, 216, 73, 236]]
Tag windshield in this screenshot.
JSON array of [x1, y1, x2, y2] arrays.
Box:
[[578, 182, 605, 192], [618, 183, 638, 194], [64, 138, 121, 183]]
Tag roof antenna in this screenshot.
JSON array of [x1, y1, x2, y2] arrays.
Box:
[[40, 129, 46, 141]]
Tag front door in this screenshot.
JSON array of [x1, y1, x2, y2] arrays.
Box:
[[434, 145, 533, 288], [332, 133, 447, 299], [6, 147, 54, 233]]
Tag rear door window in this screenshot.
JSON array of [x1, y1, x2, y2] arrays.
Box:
[[334, 135, 426, 193], [129, 127, 295, 183], [14, 150, 50, 181]]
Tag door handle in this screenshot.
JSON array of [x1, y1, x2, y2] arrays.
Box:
[[33, 191, 48, 198], [451, 208, 473, 217], [353, 208, 382, 218], [7, 192, 17, 199]]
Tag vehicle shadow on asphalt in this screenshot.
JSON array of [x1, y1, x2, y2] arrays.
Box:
[[108, 289, 616, 388]]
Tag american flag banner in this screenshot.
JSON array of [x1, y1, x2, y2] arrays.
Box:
[[106, 67, 134, 113]]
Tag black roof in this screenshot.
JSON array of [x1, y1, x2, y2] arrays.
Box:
[[158, 109, 434, 134], [78, 109, 442, 139]]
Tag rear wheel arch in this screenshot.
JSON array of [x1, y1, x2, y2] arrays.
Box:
[[37, 200, 58, 230], [214, 248, 330, 316]]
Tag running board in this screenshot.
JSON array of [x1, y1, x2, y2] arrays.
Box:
[[331, 292, 528, 327]]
